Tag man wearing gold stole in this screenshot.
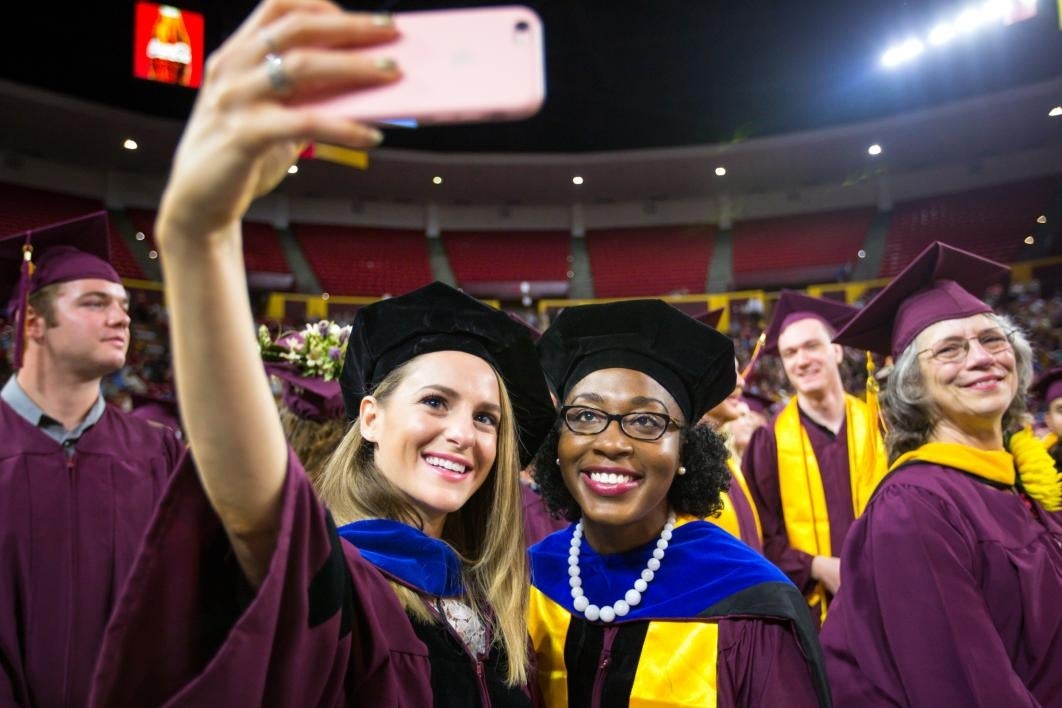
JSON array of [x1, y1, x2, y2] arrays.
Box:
[[744, 291, 886, 627]]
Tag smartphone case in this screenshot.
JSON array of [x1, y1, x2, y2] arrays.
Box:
[[308, 5, 546, 125]]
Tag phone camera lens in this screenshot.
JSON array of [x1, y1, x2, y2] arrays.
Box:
[[514, 20, 530, 32]]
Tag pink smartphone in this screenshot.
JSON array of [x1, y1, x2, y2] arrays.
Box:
[[308, 6, 546, 126]]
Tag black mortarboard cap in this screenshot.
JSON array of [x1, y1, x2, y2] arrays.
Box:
[[340, 282, 555, 466], [537, 299, 736, 422]]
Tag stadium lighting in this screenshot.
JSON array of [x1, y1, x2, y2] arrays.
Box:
[[432, 175, 443, 185], [881, 38, 924, 68], [881, 0, 1037, 69], [572, 176, 584, 185], [867, 143, 883, 156], [123, 138, 138, 150], [1024, 235, 1035, 245], [715, 166, 727, 176], [1050, 106, 1062, 117], [928, 23, 957, 45], [287, 165, 298, 175]]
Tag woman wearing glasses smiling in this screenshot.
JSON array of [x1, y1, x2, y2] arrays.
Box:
[[526, 299, 830, 707], [822, 242, 1062, 707]]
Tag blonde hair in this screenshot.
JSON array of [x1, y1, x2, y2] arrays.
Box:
[[315, 357, 530, 686]]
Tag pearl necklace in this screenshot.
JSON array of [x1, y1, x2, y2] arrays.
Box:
[[568, 512, 676, 623]]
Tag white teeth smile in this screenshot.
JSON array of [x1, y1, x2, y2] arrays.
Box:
[[425, 456, 468, 474], [588, 471, 635, 485]]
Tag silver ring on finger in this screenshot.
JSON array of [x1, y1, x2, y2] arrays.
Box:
[[264, 52, 293, 95]]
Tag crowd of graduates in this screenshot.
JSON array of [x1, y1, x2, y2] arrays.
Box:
[[2, 1, 1061, 706]]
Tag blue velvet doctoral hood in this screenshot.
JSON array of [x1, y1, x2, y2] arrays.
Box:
[[338, 518, 464, 597], [529, 518, 790, 621]]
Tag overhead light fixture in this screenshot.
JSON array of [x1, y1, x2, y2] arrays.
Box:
[[714, 166, 727, 176], [572, 176, 584, 185], [322, 292, 330, 301], [881, 38, 924, 68], [1024, 235, 1035, 245], [857, 249, 867, 259], [148, 249, 159, 260], [287, 165, 298, 175], [1049, 106, 1062, 117], [928, 22, 957, 45], [1036, 214, 1047, 224], [867, 143, 883, 156], [123, 138, 138, 151], [432, 175, 443, 185], [135, 231, 146, 241]]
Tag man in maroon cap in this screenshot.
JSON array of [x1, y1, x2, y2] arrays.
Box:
[[1031, 367, 1062, 469], [0, 212, 183, 706], [743, 290, 886, 627]]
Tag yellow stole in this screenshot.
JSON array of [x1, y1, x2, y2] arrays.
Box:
[[711, 459, 763, 546], [774, 395, 886, 619], [889, 442, 1014, 484], [529, 595, 720, 708], [1044, 432, 1059, 453]]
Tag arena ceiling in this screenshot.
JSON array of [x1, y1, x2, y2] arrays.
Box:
[[2, 0, 1061, 154]]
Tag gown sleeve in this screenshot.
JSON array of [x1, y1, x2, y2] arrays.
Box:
[[717, 618, 822, 708], [88, 447, 432, 707], [821, 480, 1042, 708], [744, 427, 816, 594]]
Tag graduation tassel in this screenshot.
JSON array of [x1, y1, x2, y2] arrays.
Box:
[[740, 331, 767, 381], [13, 242, 34, 370], [865, 351, 886, 434]]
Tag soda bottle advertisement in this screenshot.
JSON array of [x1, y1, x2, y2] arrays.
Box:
[[132, 2, 204, 88]]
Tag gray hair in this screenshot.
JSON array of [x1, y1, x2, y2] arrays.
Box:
[[879, 312, 1033, 463]]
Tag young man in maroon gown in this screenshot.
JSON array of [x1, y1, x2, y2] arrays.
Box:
[[744, 292, 886, 626], [0, 213, 183, 706]]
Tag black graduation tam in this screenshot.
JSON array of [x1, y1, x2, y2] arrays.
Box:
[[340, 282, 555, 467], [537, 299, 736, 422], [833, 242, 1008, 358], [762, 290, 858, 354]]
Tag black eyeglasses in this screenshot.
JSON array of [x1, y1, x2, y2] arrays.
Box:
[[559, 405, 683, 441], [916, 328, 1015, 364]]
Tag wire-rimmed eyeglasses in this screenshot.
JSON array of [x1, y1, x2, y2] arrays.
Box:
[[916, 328, 1015, 364], [559, 405, 683, 441]]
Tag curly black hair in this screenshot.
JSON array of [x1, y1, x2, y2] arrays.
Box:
[[531, 423, 732, 522]]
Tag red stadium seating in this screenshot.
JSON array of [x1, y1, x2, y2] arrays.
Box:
[[293, 223, 433, 296], [731, 208, 873, 288], [443, 230, 569, 285], [880, 176, 1059, 276], [0, 182, 145, 278], [586, 225, 716, 298], [241, 220, 290, 274]]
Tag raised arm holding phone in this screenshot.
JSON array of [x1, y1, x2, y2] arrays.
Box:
[[87, 2, 557, 705]]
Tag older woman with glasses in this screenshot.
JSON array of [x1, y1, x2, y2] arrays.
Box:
[[527, 300, 830, 707], [821, 243, 1062, 707]]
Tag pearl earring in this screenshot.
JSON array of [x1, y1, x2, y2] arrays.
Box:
[[677, 466, 687, 476], [555, 458, 561, 466]]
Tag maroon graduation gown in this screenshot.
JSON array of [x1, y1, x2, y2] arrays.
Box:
[[0, 400, 182, 707], [88, 448, 528, 707], [745, 409, 856, 606], [521, 483, 567, 548], [821, 463, 1062, 707]]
